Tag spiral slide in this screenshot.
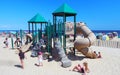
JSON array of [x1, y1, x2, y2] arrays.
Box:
[[74, 22, 97, 59]]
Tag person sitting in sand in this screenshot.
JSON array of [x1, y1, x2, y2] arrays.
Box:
[[93, 51, 97, 56], [3, 37, 8, 48], [72, 64, 85, 73], [97, 52, 102, 58], [70, 62, 90, 74], [17, 47, 26, 69], [93, 51, 102, 58], [92, 51, 98, 59], [83, 62, 90, 73]]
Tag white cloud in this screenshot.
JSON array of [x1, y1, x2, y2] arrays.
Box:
[[0, 25, 19, 30], [0, 25, 11, 29]]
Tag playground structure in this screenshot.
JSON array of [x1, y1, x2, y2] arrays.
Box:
[[74, 22, 96, 58], [26, 3, 96, 59], [10, 3, 97, 68], [27, 3, 77, 55], [55, 40, 71, 68]]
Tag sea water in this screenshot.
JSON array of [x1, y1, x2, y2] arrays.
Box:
[[0, 30, 120, 38]]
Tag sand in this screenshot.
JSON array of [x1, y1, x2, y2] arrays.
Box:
[[0, 36, 120, 75]]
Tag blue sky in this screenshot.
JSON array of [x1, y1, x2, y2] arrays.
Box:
[[0, 0, 120, 30]]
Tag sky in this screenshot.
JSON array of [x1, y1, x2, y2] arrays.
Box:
[[0, 0, 120, 30]]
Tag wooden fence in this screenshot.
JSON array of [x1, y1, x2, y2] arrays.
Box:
[[93, 40, 120, 48]]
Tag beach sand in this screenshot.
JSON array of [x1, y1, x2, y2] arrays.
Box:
[[0, 36, 120, 75]]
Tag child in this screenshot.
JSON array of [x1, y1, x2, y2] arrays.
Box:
[[83, 62, 90, 73], [70, 62, 90, 75], [97, 52, 102, 58], [3, 37, 8, 48], [38, 52, 43, 66], [72, 64, 85, 73], [18, 47, 25, 69]]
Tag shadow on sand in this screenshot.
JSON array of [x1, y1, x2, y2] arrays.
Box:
[[14, 65, 22, 69], [67, 52, 87, 61], [34, 63, 39, 67], [3, 47, 8, 48]]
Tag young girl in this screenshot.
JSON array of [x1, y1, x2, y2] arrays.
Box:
[[97, 52, 102, 58], [70, 62, 90, 75], [38, 52, 43, 66], [83, 62, 90, 73], [72, 64, 85, 73], [18, 47, 25, 69]]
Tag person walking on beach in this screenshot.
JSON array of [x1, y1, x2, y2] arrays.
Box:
[[3, 37, 8, 48], [17, 47, 26, 69]]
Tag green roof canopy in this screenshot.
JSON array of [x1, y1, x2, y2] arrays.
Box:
[[53, 3, 77, 16], [28, 13, 47, 23]]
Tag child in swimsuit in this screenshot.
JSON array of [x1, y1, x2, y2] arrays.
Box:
[[38, 52, 43, 66]]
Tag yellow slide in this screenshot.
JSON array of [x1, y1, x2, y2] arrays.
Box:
[[74, 22, 97, 59]]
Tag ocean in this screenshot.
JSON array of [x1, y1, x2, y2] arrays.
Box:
[[0, 30, 120, 38], [92, 30, 120, 34]]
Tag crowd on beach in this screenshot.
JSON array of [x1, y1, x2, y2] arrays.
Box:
[[96, 32, 119, 40]]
